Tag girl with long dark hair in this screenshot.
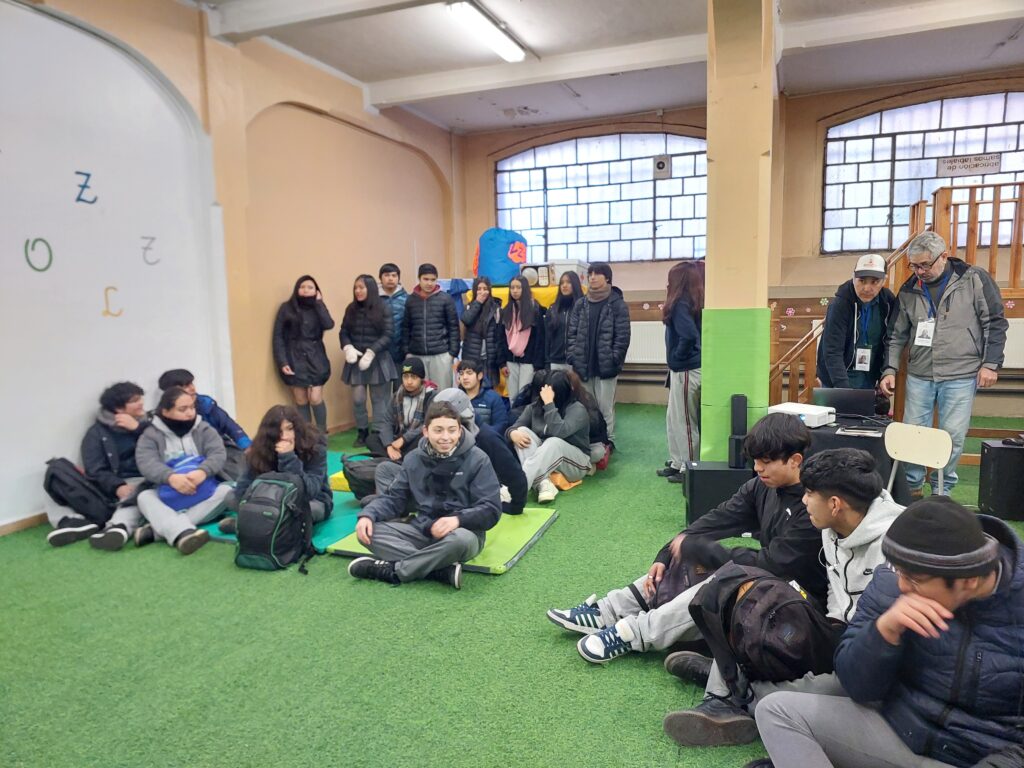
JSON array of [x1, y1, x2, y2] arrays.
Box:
[[659, 260, 705, 482], [339, 275, 397, 446], [500, 275, 545, 401], [272, 275, 335, 431], [461, 276, 503, 387], [506, 370, 592, 504], [546, 271, 584, 372]]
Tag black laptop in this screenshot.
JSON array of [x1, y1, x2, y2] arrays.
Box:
[[812, 387, 876, 417]]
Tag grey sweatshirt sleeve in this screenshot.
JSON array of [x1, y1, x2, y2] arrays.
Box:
[[195, 422, 227, 478], [134, 428, 174, 484]]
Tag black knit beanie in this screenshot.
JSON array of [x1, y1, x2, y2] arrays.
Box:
[[882, 497, 1000, 578]]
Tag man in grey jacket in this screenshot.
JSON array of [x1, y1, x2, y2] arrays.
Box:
[[349, 400, 501, 589], [879, 231, 1007, 496]]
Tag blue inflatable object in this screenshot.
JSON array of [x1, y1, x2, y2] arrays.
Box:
[[475, 227, 527, 286]]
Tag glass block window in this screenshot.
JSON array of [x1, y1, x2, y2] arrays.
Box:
[[822, 92, 1024, 253], [495, 133, 707, 263]]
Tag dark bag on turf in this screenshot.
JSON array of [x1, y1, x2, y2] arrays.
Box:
[[43, 457, 114, 526], [689, 562, 839, 700], [652, 551, 714, 608], [234, 472, 313, 572], [342, 455, 388, 500]]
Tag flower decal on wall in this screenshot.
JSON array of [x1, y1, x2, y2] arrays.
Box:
[[642, 302, 650, 310], [804, 307, 812, 313], [785, 307, 796, 317], [1007, 300, 1016, 309], [819, 297, 830, 306]]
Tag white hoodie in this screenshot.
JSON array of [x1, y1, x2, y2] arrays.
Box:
[[822, 489, 905, 624]]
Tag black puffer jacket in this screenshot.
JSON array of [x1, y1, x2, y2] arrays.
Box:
[[461, 297, 503, 370], [402, 286, 459, 358], [339, 303, 392, 355], [545, 299, 575, 365], [272, 301, 335, 387], [499, 301, 547, 368], [567, 288, 632, 380]]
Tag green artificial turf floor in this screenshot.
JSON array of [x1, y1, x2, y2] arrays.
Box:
[[2, 405, 1022, 768]]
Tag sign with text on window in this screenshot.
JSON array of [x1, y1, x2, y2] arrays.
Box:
[[937, 153, 1002, 177]]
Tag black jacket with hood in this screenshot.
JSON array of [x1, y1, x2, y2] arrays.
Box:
[[81, 409, 149, 501], [816, 279, 897, 388]]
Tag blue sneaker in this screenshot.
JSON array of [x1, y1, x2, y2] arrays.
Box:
[[546, 594, 606, 634], [577, 625, 633, 664]]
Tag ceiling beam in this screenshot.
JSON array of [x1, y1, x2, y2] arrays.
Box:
[[368, 33, 708, 106], [781, 0, 1024, 51], [207, 0, 437, 41]]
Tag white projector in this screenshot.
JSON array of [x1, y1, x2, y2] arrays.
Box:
[[767, 402, 836, 428]]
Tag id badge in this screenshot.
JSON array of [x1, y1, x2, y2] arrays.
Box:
[[854, 348, 871, 371], [914, 319, 935, 347]]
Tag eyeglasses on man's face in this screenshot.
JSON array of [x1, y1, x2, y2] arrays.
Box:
[[907, 252, 945, 272]]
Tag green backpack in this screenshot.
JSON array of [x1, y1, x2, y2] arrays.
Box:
[[234, 472, 313, 573]]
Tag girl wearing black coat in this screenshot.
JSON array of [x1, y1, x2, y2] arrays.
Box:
[[339, 275, 397, 446], [500, 275, 545, 401], [272, 274, 335, 431], [461, 276, 503, 387], [545, 271, 584, 371]]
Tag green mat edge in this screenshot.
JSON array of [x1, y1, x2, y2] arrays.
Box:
[[327, 509, 559, 575]]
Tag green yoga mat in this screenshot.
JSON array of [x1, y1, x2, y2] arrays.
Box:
[[326, 507, 558, 574]]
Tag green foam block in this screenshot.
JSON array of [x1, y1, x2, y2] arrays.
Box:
[[326, 507, 558, 574]]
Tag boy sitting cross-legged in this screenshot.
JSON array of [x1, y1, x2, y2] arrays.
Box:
[[349, 400, 501, 589], [546, 413, 827, 663]]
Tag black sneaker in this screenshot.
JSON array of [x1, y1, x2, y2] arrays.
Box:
[[47, 518, 99, 547], [175, 528, 209, 556], [667, 471, 686, 484], [347, 556, 400, 584], [656, 466, 682, 478], [217, 516, 237, 535], [664, 651, 713, 686], [354, 428, 369, 447], [133, 524, 155, 548], [662, 694, 758, 746], [89, 524, 129, 552], [426, 562, 462, 589]]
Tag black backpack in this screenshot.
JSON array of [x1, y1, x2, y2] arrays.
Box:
[[342, 455, 387, 500], [688, 562, 839, 700], [43, 457, 114, 526], [234, 472, 313, 573]]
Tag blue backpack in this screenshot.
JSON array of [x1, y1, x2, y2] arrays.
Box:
[[157, 455, 219, 510]]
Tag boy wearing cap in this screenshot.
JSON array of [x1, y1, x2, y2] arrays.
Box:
[[816, 253, 897, 391], [754, 497, 1024, 768], [401, 262, 459, 389], [366, 357, 437, 461]]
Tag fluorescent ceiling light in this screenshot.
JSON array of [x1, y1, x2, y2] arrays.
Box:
[[447, 1, 525, 63]]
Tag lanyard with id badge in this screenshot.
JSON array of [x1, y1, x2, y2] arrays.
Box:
[[854, 303, 873, 371], [914, 272, 951, 348]]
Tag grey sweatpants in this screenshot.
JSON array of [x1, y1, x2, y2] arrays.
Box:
[[666, 369, 701, 469], [351, 381, 391, 432], [583, 376, 618, 443], [506, 362, 534, 403], [418, 352, 454, 390], [705, 663, 846, 712], [367, 520, 484, 582], [137, 483, 232, 546], [45, 477, 144, 533], [596, 574, 704, 651], [756, 692, 948, 768], [513, 427, 592, 489]]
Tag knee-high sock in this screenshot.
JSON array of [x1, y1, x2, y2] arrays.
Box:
[[311, 401, 327, 432], [296, 402, 312, 423]]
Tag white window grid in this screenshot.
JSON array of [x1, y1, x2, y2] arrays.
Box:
[[822, 92, 1024, 253], [495, 133, 708, 263]]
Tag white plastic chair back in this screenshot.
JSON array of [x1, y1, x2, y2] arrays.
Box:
[[883, 422, 954, 496]]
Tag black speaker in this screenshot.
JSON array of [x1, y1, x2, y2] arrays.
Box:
[[979, 440, 1024, 521], [684, 461, 756, 524], [731, 395, 748, 436], [728, 435, 747, 469]]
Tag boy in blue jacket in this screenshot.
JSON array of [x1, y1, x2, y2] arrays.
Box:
[[457, 358, 510, 434], [158, 369, 250, 479], [754, 497, 1024, 768]]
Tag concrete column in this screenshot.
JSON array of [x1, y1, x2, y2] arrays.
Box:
[[701, 0, 778, 460]]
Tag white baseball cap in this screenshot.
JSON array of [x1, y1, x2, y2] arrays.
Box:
[[854, 253, 886, 279]]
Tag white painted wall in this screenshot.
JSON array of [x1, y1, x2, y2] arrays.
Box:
[[0, 1, 233, 527]]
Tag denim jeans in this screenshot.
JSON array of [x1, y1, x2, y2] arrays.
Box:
[[902, 374, 977, 494]]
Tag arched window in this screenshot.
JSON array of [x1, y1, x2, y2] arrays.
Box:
[[823, 92, 1024, 253], [495, 133, 707, 263]]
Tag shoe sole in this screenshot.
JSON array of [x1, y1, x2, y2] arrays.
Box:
[[47, 524, 98, 547], [89, 530, 127, 552], [662, 709, 759, 747], [177, 530, 209, 556], [348, 556, 374, 578], [545, 609, 604, 635], [451, 562, 462, 590], [663, 651, 712, 686], [133, 526, 154, 548], [576, 635, 627, 664]]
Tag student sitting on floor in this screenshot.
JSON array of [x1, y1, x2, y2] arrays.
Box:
[[661, 448, 904, 748], [157, 368, 251, 480], [365, 357, 437, 461], [349, 400, 501, 589], [218, 404, 333, 534], [507, 370, 593, 504], [546, 413, 826, 663], [754, 497, 1024, 768], [133, 386, 232, 555], [46, 382, 149, 550], [457, 357, 510, 434]]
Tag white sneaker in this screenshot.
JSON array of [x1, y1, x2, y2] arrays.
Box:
[[537, 478, 558, 503], [499, 485, 511, 504]]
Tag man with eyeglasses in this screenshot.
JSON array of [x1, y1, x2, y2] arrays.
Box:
[[879, 231, 1007, 496]]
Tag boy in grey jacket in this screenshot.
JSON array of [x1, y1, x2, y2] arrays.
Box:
[[349, 400, 501, 589]]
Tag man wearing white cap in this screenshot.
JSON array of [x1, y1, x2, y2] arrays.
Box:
[[816, 253, 897, 391]]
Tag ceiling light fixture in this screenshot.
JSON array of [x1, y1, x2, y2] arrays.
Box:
[[447, 1, 525, 63]]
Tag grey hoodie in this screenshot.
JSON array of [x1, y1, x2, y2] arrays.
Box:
[[134, 415, 227, 485], [822, 489, 904, 624]]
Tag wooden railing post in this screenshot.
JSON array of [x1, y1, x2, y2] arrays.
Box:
[[1012, 181, 1024, 290], [965, 187, 979, 266], [989, 185, 1001, 279], [933, 187, 953, 251]]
